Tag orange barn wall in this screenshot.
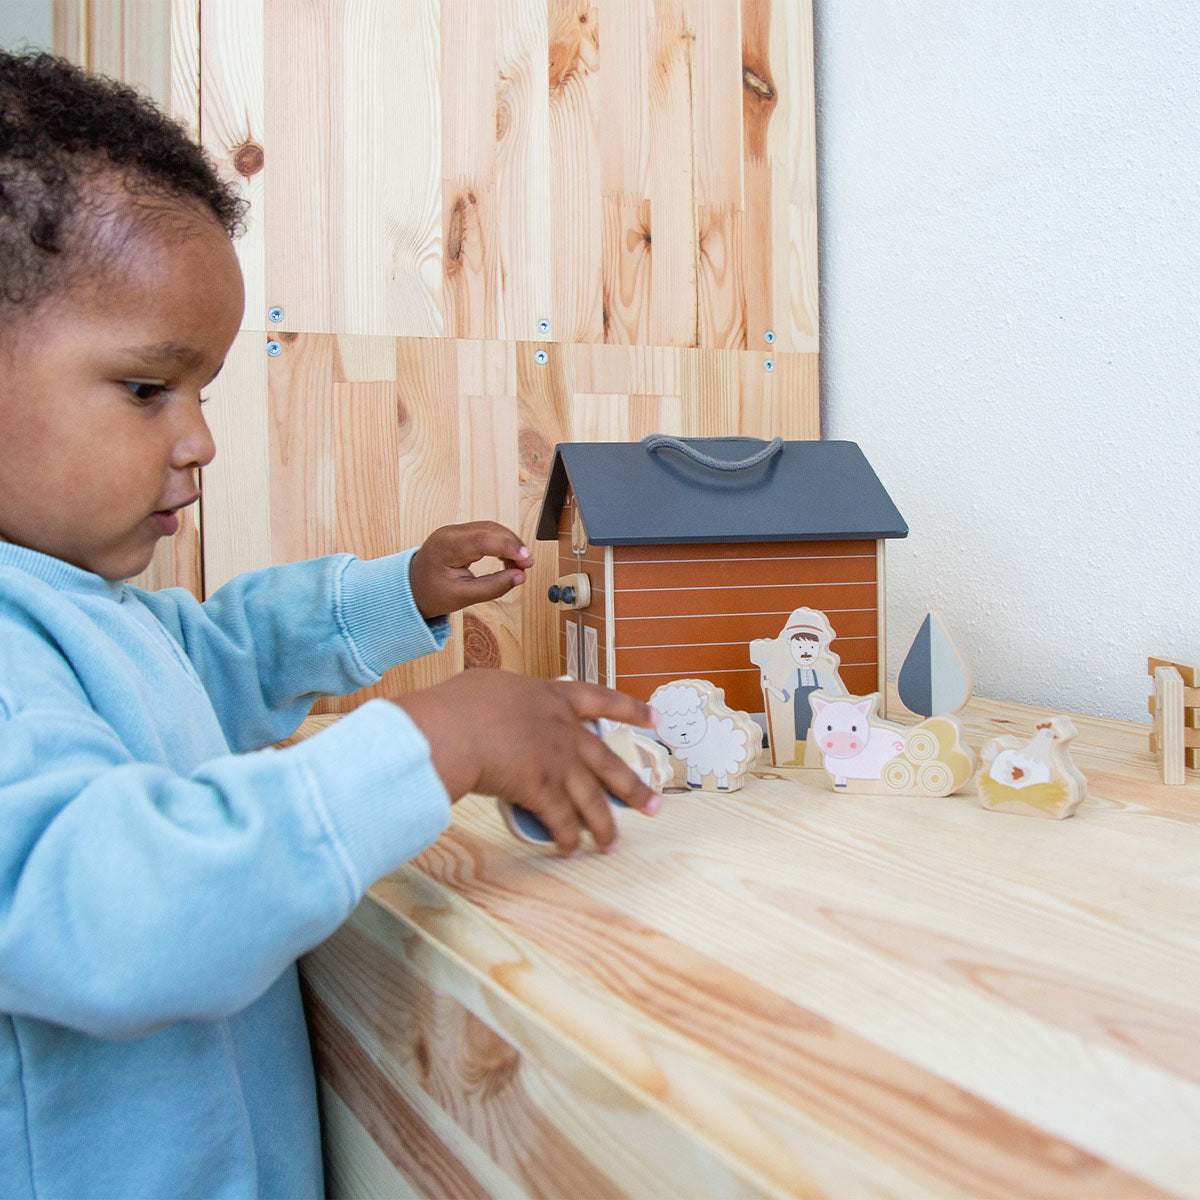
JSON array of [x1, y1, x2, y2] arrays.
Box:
[[609, 541, 880, 712]]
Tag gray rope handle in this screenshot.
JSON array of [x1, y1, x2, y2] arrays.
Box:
[[642, 434, 784, 472]]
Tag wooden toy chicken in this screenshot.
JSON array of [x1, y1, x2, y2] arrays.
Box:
[[977, 716, 1087, 819]]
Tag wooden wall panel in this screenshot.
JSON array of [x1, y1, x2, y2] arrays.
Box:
[[197, 0, 815, 348], [202, 336, 818, 702]]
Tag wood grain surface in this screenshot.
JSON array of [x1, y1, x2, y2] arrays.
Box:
[[193, 0, 817, 349], [301, 693, 1200, 1198], [201, 332, 818, 709]]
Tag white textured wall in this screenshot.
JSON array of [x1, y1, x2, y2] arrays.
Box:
[[0, 1, 51, 51], [814, 0, 1200, 723]]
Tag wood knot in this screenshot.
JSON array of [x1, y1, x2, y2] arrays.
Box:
[[518, 428, 552, 478], [232, 139, 265, 178], [446, 191, 477, 272], [462, 613, 501, 669], [742, 66, 775, 102], [460, 1012, 520, 1097], [549, 2, 598, 93], [625, 224, 651, 252], [413, 1036, 431, 1082], [496, 79, 512, 143], [279, 330, 298, 344]]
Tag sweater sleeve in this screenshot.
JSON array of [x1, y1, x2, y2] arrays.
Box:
[[134, 550, 450, 752], [0, 696, 450, 1039]]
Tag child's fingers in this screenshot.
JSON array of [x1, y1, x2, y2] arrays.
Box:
[[443, 521, 532, 569], [450, 564, 527, 604], [534, 794, 585, 857], [554, 679, 655, 729], [578, 733, 660, 816], [562, 766, 620, 853]]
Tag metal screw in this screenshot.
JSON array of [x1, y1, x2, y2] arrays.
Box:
[[764, 358, 775, 372], [764, 329, 776, 344], [266, 340, 282, 357], [268, 306, 285, 324], [536, 318, 551, 336], [534, 349, 549, 365]]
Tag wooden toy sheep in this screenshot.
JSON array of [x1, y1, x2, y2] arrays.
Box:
[[649, 680, 762, 792]]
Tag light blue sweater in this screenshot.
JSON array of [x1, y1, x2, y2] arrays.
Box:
[[0, 543, 453, 1199]]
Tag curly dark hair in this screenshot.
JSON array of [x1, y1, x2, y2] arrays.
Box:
[[0, 49, 246, 318]]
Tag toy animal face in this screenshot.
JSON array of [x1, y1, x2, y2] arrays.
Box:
[[656, 710, 707, 749], [810, 698, 873, 759]]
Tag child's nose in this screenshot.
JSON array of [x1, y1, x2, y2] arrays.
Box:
[[170, 402, 217, 470]]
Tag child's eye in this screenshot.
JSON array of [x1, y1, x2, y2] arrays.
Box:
[[124, 380, 167, 403]]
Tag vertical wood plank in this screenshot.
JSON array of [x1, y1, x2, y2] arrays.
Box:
[[120, 0, 173, 108], [168, 0, 200, 136], [679, 347, 738, 435], [339, 0, 443, 336], [737, 349, 819, 440], [201, 330, 272, 592], [741, 0, 776, 351], [332, 380, 404, 559], [264, 0, 333, 332], [548, 0, 603, 343], [328, 373, 430, 708], [458, 391, 525, 671], [383, 336, 467, 693], [686, 0, 747, 349], [441, 0, 499, 340], [768, 0, 818, 351], [599, 0, 652, 345], [200, 0, 266, 331], [494, 0, 552, 341], [267, 333, 339, 564], [51, 1, 85, 62], [517, 341, 573, 678], [570, 394, 629, 444], [647, 0, 697, 347]]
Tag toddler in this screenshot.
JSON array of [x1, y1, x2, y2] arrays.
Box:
[[0, 50, 658, 1199]]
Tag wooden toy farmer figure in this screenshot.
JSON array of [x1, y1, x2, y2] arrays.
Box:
[[763, 608, 845, 763]]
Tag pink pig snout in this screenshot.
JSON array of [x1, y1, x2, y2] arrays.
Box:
[[811, 697, 905, 781], [821, 729, 864, 757]]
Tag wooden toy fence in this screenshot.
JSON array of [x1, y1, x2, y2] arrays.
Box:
[[1148, 656, 1199, 784]]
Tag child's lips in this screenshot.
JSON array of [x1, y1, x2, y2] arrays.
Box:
[[151, 494, 198, 535], [152, 509, 181, 535]]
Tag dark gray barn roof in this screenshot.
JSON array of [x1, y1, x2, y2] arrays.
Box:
[[536, 437, 908, 545]]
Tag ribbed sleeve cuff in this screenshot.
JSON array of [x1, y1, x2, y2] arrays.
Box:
[[336, 550, 450, 678], [289, 699, 451, 894]]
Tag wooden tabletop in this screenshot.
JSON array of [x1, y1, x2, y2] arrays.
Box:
[[301, 695, 1200, 1199]]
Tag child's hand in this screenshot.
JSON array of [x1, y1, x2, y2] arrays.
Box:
[[398, 671, 662, 856], [409, 522, 535, 620]]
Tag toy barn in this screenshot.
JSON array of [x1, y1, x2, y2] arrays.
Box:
[[535, 436, 909, 717]]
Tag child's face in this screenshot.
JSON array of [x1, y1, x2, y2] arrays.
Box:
[[0, 205, 244, 580]]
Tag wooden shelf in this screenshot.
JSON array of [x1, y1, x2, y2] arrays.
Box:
[[300, 692, 1200, 1198]]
